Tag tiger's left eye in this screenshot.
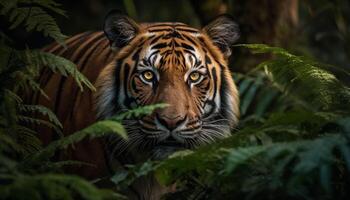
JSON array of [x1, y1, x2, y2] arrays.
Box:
[[142, 70, 155, 81], [189, 72, 201, 82]]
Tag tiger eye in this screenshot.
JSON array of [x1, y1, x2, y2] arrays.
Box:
[[189, 72, 200, 82], [142, 71, 154, 81]]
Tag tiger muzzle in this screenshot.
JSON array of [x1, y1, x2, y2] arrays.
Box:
[[155, 113, 187, 132]]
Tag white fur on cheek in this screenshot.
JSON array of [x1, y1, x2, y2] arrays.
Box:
[[94, 62, 119, 119]]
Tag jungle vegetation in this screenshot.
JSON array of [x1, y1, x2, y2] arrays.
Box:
[[0, 0, 349, 199]]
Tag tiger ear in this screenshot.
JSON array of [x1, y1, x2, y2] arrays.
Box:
[[103, 10, 140, 49], [202, 15, 240, 57]]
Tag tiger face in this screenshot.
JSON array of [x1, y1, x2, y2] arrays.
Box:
[[96, 10, 240, 158]]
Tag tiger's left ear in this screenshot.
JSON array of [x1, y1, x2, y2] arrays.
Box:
[[202, 15, 240, 57], [104, 10, 140, 49]]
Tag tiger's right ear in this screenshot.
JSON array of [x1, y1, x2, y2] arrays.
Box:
[[202, 15, 240, 57], [103, 10, 140, 49]]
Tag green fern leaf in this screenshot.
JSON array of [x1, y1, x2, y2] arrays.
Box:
[[223, 146, 267, 174], [25, 50, 95, 91], [0, 174, 126, 200], [24, 103, 166, 165], [0, 129, 24, 152], [24, 0, 67, 16], [4, 89, 23, 104], [238, 44, 350, 111], [14, 125, 42, 154], [27, 120, 126, 164], [17, 115, 61, 134], [0, 0, 17, 15], [18, 104, 62, 129], [14, 71, 49, 99], [112, 103, 168, 121], [2, 5, 66, 45]]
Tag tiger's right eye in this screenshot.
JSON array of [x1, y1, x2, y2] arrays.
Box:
[[141, 70, 155, 82]]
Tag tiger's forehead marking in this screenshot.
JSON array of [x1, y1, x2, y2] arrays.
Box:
[[137, 23, 205, 71], [146, 22, 200, 33]]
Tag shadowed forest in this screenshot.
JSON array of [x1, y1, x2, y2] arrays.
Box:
[[1, 0, 350, 199]]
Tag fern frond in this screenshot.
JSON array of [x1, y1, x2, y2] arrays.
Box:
[[234, 72, 291, 124], [0, 116, 6, 126], [1, 89, 20, 126], [44, 160, 96, 170], [223, 146, 267, 173], [0, 0, 17, 15], [0, 129, 24, 152], [237, 73, 264, 116], [18, 160, 96, 174], [4, 89, 23, 104], [25, 50, 95, 91], [14, 125, 42, 154], [23, 0, 67, 16], [238, 44, 350, 111], [0, 3, 66, 45], [112, 103, 168, 121], [0, 153, 17, 172], [14, 71, 49, 99], [27, 120, 126, 164], [18, 104, 62, 129], [17, 115, 61, 134], [145, 133, 350, 199], [0, 40, 14, 75], [23, 103, 165, 165], [0, 174, 126, 200]]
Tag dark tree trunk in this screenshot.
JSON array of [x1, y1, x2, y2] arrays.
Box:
[[190, 0, 299, 72]]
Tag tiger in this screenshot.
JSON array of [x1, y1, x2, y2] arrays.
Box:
[[30, 10, 240, 199]]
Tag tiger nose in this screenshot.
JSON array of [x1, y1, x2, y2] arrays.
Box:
[[156, 114, 186, 131]]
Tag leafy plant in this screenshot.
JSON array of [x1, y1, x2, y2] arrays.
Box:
[[112, 44, 350, 200], [0, 1, 125, 199], [0, 174, 125, 200], [0, 0, 95, 157], [0, 0, 67, 45]]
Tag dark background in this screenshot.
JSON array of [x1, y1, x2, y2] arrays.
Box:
[[2, 0, 350, 78]]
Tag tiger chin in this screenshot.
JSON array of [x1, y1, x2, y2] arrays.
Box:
[[36, 10, 240, 200]]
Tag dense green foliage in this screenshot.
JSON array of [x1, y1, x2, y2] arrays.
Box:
[[1, 0, 350, 200], [0, 1, 125, 199]]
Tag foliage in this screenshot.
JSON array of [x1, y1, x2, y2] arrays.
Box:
[[112, 104, 168, 121], [112, 44, 350, 200], [0, 0, 93, 154], [25, 50, 95, 91], [0, 1, 123, 199], [0, 174, 125, 200], [238, 44, 350, 111], [0, 0, 67, 45]]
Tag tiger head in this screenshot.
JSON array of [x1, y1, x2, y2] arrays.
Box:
[[95, 10, 240, 158]]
